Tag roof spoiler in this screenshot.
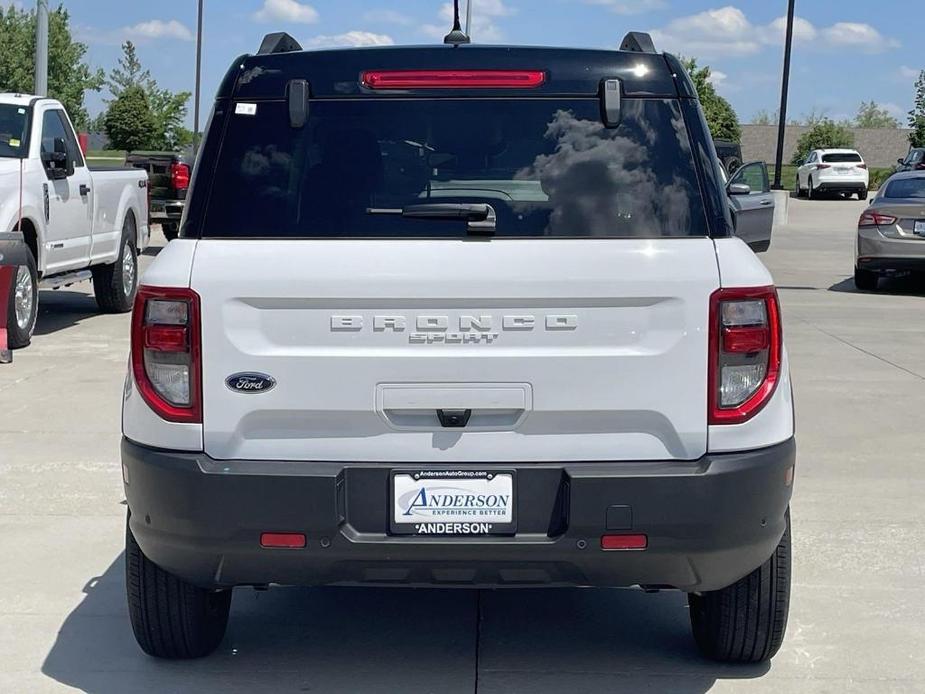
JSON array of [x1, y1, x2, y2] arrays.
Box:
[[619, 32, 657, 54], [257, 32, 302, 55]]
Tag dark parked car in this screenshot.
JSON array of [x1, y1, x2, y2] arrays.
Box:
[[127, 151, 191, 241], [895, 148, 925, 172], [714, 139, 742, 175]]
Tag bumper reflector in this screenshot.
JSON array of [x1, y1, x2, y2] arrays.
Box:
[[260, 532, 306, 549], [601, 534, 648, 551]]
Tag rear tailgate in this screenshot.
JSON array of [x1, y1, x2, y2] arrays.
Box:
[[193, 238, 719, 463]]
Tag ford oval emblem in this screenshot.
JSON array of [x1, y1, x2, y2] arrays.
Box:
[[226, 372, 277, 394]]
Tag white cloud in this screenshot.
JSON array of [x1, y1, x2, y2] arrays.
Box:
[[75, 18, 193, 45], [759, 15, 817, 43], [362, 9, 414, 26], [899, 65, 921, 79], [422, 0, 514, 43], [304, 31, 394, 49], [821, 22, 899, 52], [253, 0, 319, 25], [649, 6, 760, 57], [706, 69, 727, 87], [124, 19, 193, 42], [648, 6, 897, 59], [584, 0, 667, 14]]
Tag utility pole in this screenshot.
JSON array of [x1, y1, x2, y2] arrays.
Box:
[[465, 0, 472, 36], [34, 0, 48, 96], [194, 0, 204, 153], [772, 0, 796, 190]]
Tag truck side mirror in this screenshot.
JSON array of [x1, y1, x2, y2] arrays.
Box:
[[41, 138, 71, 179]]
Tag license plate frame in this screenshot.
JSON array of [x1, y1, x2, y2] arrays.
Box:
[[914, 220, 925, 236], [389, 469, 517, 536]]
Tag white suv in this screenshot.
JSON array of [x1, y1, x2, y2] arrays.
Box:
[[796, 148, 869, 200], [120, 32, 796, 663]]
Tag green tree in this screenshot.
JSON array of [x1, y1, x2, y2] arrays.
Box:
[[0, 5, 104, 129], [104, 41, 191, 151], [910, 70, 925, 148], [104, 85, 157, 151], [791, 120, 855, 165], [681, 58, 741, 142], [751, 109, 776, 126], [855, 101, 900, 128]]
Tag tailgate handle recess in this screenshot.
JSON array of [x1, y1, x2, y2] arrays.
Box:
[[436, 409, 472, 428]]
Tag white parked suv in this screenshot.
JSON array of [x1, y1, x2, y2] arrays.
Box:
[[121, 32, 796, 663], [795, 148, 869, 200]]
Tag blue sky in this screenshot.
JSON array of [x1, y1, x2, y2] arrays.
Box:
[[57, 0, 923, 127]]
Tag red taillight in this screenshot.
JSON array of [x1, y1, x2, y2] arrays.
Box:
[[361, 69, 546, 90], [858, 211, 898, 227], [815, 164, 831, 170], [260, 532, 306, 549], [170, 161, 190, 190], [601, 534, 648, 550], [131, 286, 201, 423], [858, 163, 868, 170], [708, 287, 782, 425]]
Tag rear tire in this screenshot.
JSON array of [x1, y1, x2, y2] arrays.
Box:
[[854, 266, 879, 291], [807, 177, 816, 200], [689, 510, 791, 663], [858, 190, 868, 201], [793, 176, 803, 198], [6, 250, 38, 349], [93, 214, 138, 313], [126, 515, 232, 659]]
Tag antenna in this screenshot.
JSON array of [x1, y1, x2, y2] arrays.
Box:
[[444, 0, 471, 45]]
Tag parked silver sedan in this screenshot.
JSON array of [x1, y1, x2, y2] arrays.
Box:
[[855, 172, 925, 290]]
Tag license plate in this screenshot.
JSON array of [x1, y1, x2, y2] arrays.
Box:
[[915, 221, 925, 236], [390, 470, 516, 535]]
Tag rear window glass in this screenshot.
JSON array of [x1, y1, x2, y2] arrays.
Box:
[[821, 153, 862, 163], [884, 177, 925, 198], [200, 98, 707, 238]]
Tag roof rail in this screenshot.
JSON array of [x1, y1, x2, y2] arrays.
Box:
[[257, 32, 302, 55], [619, 32, 657, 54]]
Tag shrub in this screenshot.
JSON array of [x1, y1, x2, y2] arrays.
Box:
[[791, 120, 855, 165]]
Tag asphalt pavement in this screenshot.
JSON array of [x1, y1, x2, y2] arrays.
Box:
[[1, 196, 924, 692]]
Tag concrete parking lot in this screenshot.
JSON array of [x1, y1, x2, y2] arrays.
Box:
[[1, 197, 924, 693]]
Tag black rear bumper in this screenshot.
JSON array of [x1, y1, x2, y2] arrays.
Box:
[[857, 256, 925, 273], [122, 438, 795, 592]]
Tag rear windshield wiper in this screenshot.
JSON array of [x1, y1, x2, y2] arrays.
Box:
[[367, 203, 496, 236]]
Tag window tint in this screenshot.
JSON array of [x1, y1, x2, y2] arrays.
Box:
[[41, 109, 83, 170], [0, 104, 29, 158], [884, 177, 925, 199], [821, 152, 862, 163], [201, 98, 708, 239]]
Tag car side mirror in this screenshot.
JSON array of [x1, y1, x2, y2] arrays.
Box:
[[728, 183, 751, 196], [898, 158, 905, 165]]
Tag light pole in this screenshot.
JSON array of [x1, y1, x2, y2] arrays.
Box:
[[34, 0, 48, 96], [772, 0, 796, 190], [465, 0, 472, 36], [193, 0, 204, 153]]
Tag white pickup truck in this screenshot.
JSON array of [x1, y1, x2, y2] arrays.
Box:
[[1, 93, 149, 347]]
